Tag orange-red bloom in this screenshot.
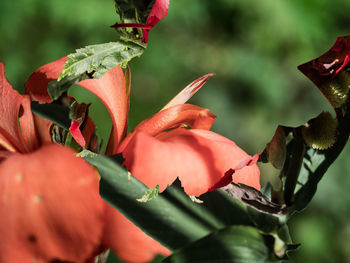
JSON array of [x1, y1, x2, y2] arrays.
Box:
[[26, 58, 260, 196], [1, 52, 260, 262], [0, 61, 168, 263]]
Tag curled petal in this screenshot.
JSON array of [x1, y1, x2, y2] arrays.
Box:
[[0, 63, 38, 153], [74, 66, 128, 155], [69, 120, 86, 148], [25, 57, 128, 154], [118, 104, 216, 152], [0, 144, 106, 262], [0, 62, 24, 152], [122, 128, 260, 196], [103, 205, 170, 263], [142, 0, 170, 42], [162, 73, 215, 110], [146, 0, 170, 27], [32, 114, 53, 145], [25, 57, 68, 103]]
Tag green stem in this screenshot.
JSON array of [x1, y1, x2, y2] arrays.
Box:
[[284, 128, 306, 206]]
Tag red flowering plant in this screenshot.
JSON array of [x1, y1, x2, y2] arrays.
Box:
[[0, 61, 169, 263], [1, 1, 350, 262]]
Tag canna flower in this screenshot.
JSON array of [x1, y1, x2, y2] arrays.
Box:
[[111, 0, 170, 43], [118, 99, 261, 196], [2, 53, 260, 262], [26, 57, 261, 197], [0, 61, 168, 263]]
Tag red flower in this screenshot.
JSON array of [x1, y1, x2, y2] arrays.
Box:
[[111, 0, 170, 43], [0, 145, 105, 262], [118, 103, 260, 196], [26, 57, 260, 195], [0, 61, 169, 263], [3, 53, 260, 262]]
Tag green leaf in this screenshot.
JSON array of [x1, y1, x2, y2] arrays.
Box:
[[83, 153, 256, 251], [247, 206, 287, 234], [162, 225, 276, 263], [58, 41, 145, 80], [30, 101, 70, 130]]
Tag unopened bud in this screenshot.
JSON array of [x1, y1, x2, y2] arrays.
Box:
[[302, 112, 338, 150]]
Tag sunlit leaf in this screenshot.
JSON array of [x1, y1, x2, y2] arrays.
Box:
[[58, 41, 144, 80]]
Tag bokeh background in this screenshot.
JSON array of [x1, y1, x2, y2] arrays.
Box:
[[1, 0, 350, 262]]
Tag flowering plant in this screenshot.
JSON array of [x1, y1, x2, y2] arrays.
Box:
[[1, 1, 350, 262]]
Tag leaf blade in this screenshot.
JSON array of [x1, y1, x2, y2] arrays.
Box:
[[58, 41, 144, 80], [162, 225, 271, 263], [83, 153, 255, 251]]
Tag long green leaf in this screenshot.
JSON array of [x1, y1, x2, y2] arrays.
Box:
[[162, 225, 275, 263], [83, 153, 255, 251]]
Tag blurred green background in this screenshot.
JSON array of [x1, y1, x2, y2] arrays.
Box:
[[1, 0, 350, 262]]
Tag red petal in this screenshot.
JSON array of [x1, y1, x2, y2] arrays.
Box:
[[105, 66, 131, 155], [0, 132, 17, 153], [25, 58, 128, 154], [103, 205, 170, 263], [122, 128, 260, 196], [32, 113, 53, 145], [142, 30, 150, 43], [76, 66, 128, 155], [82, 117, 98, 150], [207, 154, 260, 192], [69, 120, 86, 148], [118, 104, 216, 152], [0, 63, 39, 153], [19, 96, 40, 152], [162, 73, 215, 110], [144, 0, 169, 43], [146, 0, 169, 27], [0, 144, 106, 262], [0, 150, 12, 162], [25, 57, 68, 103]]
